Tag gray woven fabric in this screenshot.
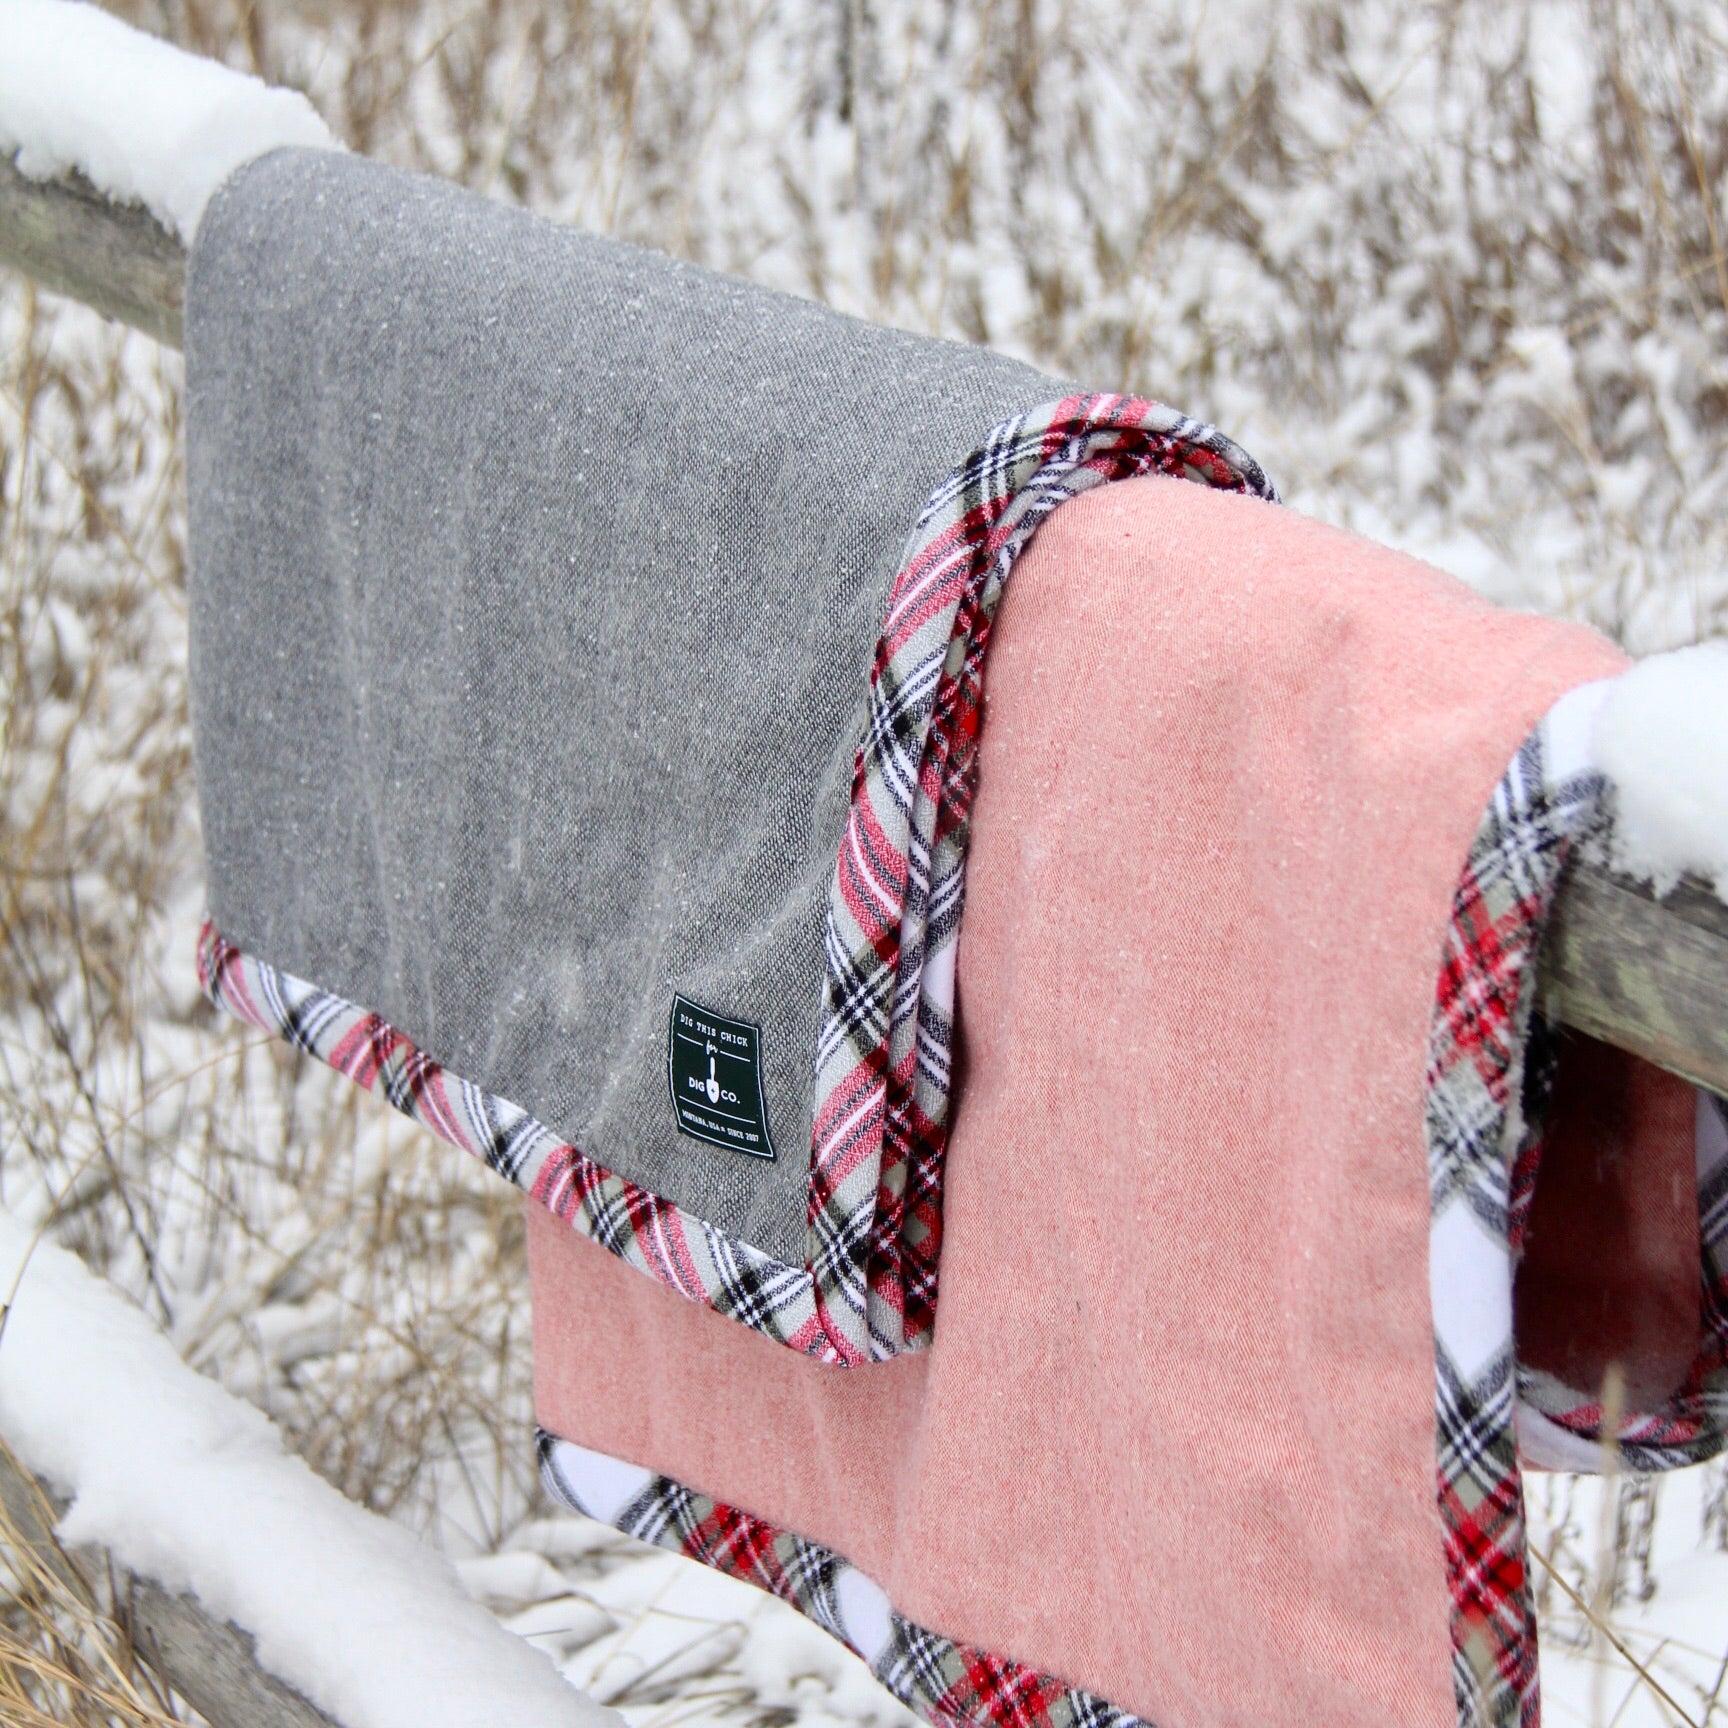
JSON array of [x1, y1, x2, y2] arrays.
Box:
[[185, 147, 1058, 1262]]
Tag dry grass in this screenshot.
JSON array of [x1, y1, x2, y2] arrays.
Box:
[[0, 1442, 182, 1728], [3, 0, 1728, 1724]]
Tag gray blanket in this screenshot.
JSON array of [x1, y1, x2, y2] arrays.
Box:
[[186, 147, 1057, 1264]]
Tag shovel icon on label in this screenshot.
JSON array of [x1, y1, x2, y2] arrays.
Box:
[[706, 1049, 721, 1104]]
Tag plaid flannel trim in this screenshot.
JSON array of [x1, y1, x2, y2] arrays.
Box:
[[1428, 717, 1605, 1728], [1427, 712, 1728, 1728], [197, 395, 1271, 1369], [809, 393, 1276, 1363], [197, 924, 844, 1361], [537, 1430, 1156, 1728]]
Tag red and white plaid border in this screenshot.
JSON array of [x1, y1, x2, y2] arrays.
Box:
[[538, 1429, 1155, 1728], [198, 923, 844, 1359], [1427, 689, 1727, 1728], [806, 393, 1275, 1361]]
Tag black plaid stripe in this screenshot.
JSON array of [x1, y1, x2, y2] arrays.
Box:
[[551, 1177, 822, 1348], [878, 1618, 968, 1714], [1164, 408, 1276, 495], [573, 1175, 647, 1259], [614, 1475, 703, 1551], [1619, 1432, 1725, 1472], [382, 1045, 437, 1116], [534, 1426, 577, 1507], [913, 1003, 955, 1102], [465, 1080, 548, 1182], [1054, 1692, 1144, 1728], [770, 1536, 849, 1641], [811, 1198, 873, 1312], [704, 1229, 815, 1336], [906, 413, 1034, 538], [262, 970, 345, 1056], [817, 918, 897, 1067], [870, 654, 949, 813], [1436, 1348, 1518, 1507], [1472, 756, 1604, 917], [923, 842, 971, 958], [811, 1175, 874, 1265], [1428, 1082, 1510, 1217], [1451, 1651, 1479, 1728], [535, 1428, 663, 1530]]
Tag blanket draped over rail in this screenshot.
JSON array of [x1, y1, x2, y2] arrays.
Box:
[[185, 149, 1726, 1728], [186, 146, 1271, 1367]]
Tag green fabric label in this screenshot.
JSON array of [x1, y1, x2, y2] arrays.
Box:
[[667, 995, 776, 1161]]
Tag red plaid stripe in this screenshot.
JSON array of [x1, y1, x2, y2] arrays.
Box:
[[930, 1651, 1069, 1728]]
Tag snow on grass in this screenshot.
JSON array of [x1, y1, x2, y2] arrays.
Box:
[[0, 1207, 617, 1728], [465, 1519, 917, 1728], [0, 0, 333, 239], [1530, 1467, 1728, 1728], [1596, 643, 1728, 897]]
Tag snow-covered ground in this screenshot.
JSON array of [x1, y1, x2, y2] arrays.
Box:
[[1530, 1469, 1728, 1728], [2, 1, 1727, 1725]]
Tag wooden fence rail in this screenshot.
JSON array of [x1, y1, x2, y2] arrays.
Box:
[[0, 155, 182, 346], [0, 1438, 339, 1728], [5, 152, 1728, 1096]]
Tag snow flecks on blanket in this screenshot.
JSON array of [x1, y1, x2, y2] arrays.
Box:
[[1594, 643, 1728, 900], [0, 0, 333, 239], [0, 1209, 614, 1728]]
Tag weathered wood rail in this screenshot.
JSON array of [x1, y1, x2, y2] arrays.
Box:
[[0, 1438, 339, 1728], [1542, 866, 1728, 1094], [5, 153, 1728, 1098], [0, 153, 183, 346]]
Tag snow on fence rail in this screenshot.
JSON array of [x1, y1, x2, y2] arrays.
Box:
[[0, 0, 333, 343], [0, 1438, 340, 1728], [0, 1210, 618, 1728]]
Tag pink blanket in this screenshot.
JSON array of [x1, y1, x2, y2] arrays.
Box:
[[530, 475, 1727, 1728]]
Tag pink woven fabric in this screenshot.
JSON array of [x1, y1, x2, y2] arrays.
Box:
[[529, 474, 1628, 1728]]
